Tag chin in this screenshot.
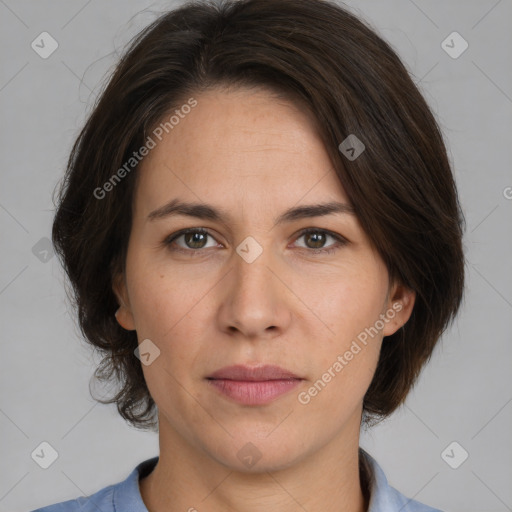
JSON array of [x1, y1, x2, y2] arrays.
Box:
[[203, 432, 310, 474]]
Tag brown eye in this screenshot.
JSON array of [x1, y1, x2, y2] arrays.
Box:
[[303, 231, 327, 249], [182, 231, 209, 249], [294, 228, 348, 255], [164, 228, 219, 252]]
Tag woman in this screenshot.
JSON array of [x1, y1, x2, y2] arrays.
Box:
[[32, 0, 464, 510]]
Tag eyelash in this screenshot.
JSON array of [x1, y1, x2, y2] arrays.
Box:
[[163, 227, 348, 256]]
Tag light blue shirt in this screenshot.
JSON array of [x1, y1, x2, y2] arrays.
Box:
[[31, 448, 442, 511]]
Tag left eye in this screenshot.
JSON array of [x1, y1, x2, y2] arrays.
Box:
[[293, 228, 347, 254]]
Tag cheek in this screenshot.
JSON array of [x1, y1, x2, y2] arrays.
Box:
[[126, 270, 207, 405], [297, 258, 387, 400], [300, 305, 383, 421], [306, 264, 388, 345], [126, 245, 198, 333], [125, 255, 213, 373]]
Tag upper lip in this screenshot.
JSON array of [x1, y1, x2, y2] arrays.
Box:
[[207, 364, 302, 381]]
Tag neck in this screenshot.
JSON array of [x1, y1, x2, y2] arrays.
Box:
[[140, 418, 369, 512]]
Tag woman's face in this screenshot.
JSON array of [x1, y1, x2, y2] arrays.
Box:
[[114, 87, 414, 472]]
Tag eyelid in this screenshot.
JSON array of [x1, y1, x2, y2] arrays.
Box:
[[293, 227, 348, 244]]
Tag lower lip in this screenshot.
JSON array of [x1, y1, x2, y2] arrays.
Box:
[[207, 378, 302, 405]]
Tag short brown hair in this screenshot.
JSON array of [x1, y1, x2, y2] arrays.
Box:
[[52, 0, 465, 431]]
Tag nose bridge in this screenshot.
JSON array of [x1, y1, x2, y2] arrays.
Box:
[[232, 234, 275, 304]]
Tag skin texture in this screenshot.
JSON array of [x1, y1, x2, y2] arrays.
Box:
[[113, 87, 415, 512]]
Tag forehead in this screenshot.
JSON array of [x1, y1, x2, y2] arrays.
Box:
[[134, 87, 350, 218]]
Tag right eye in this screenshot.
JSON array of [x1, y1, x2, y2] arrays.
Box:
[[163, 228, 222, 254]]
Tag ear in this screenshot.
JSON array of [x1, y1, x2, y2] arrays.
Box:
[[112, 272, 136, 331], [382, 280, 416, 337]]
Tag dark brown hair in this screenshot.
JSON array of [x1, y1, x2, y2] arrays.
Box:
[[52, 0, 465, 431]]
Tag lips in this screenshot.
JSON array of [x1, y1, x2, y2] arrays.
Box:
[[207, 364, 302, 381], [206, 364, 303, 405]]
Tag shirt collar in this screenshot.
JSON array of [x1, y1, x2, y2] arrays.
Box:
[[360, 447, 441, 511], [113, 455, 158, 511], [360, 446, 395, 510]]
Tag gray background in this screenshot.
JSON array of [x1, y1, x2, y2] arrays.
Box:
[[1, 1, 511, 511]]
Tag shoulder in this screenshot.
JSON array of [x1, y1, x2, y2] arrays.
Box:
[[28, 485, 114, 512], [29, 456, 159, 512], [360, 448, 444, 512]]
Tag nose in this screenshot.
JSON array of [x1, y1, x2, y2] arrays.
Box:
[[216, 240, 292, 340]]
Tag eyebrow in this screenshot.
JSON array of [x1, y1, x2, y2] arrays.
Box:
[[147, 198, 355, 226]]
